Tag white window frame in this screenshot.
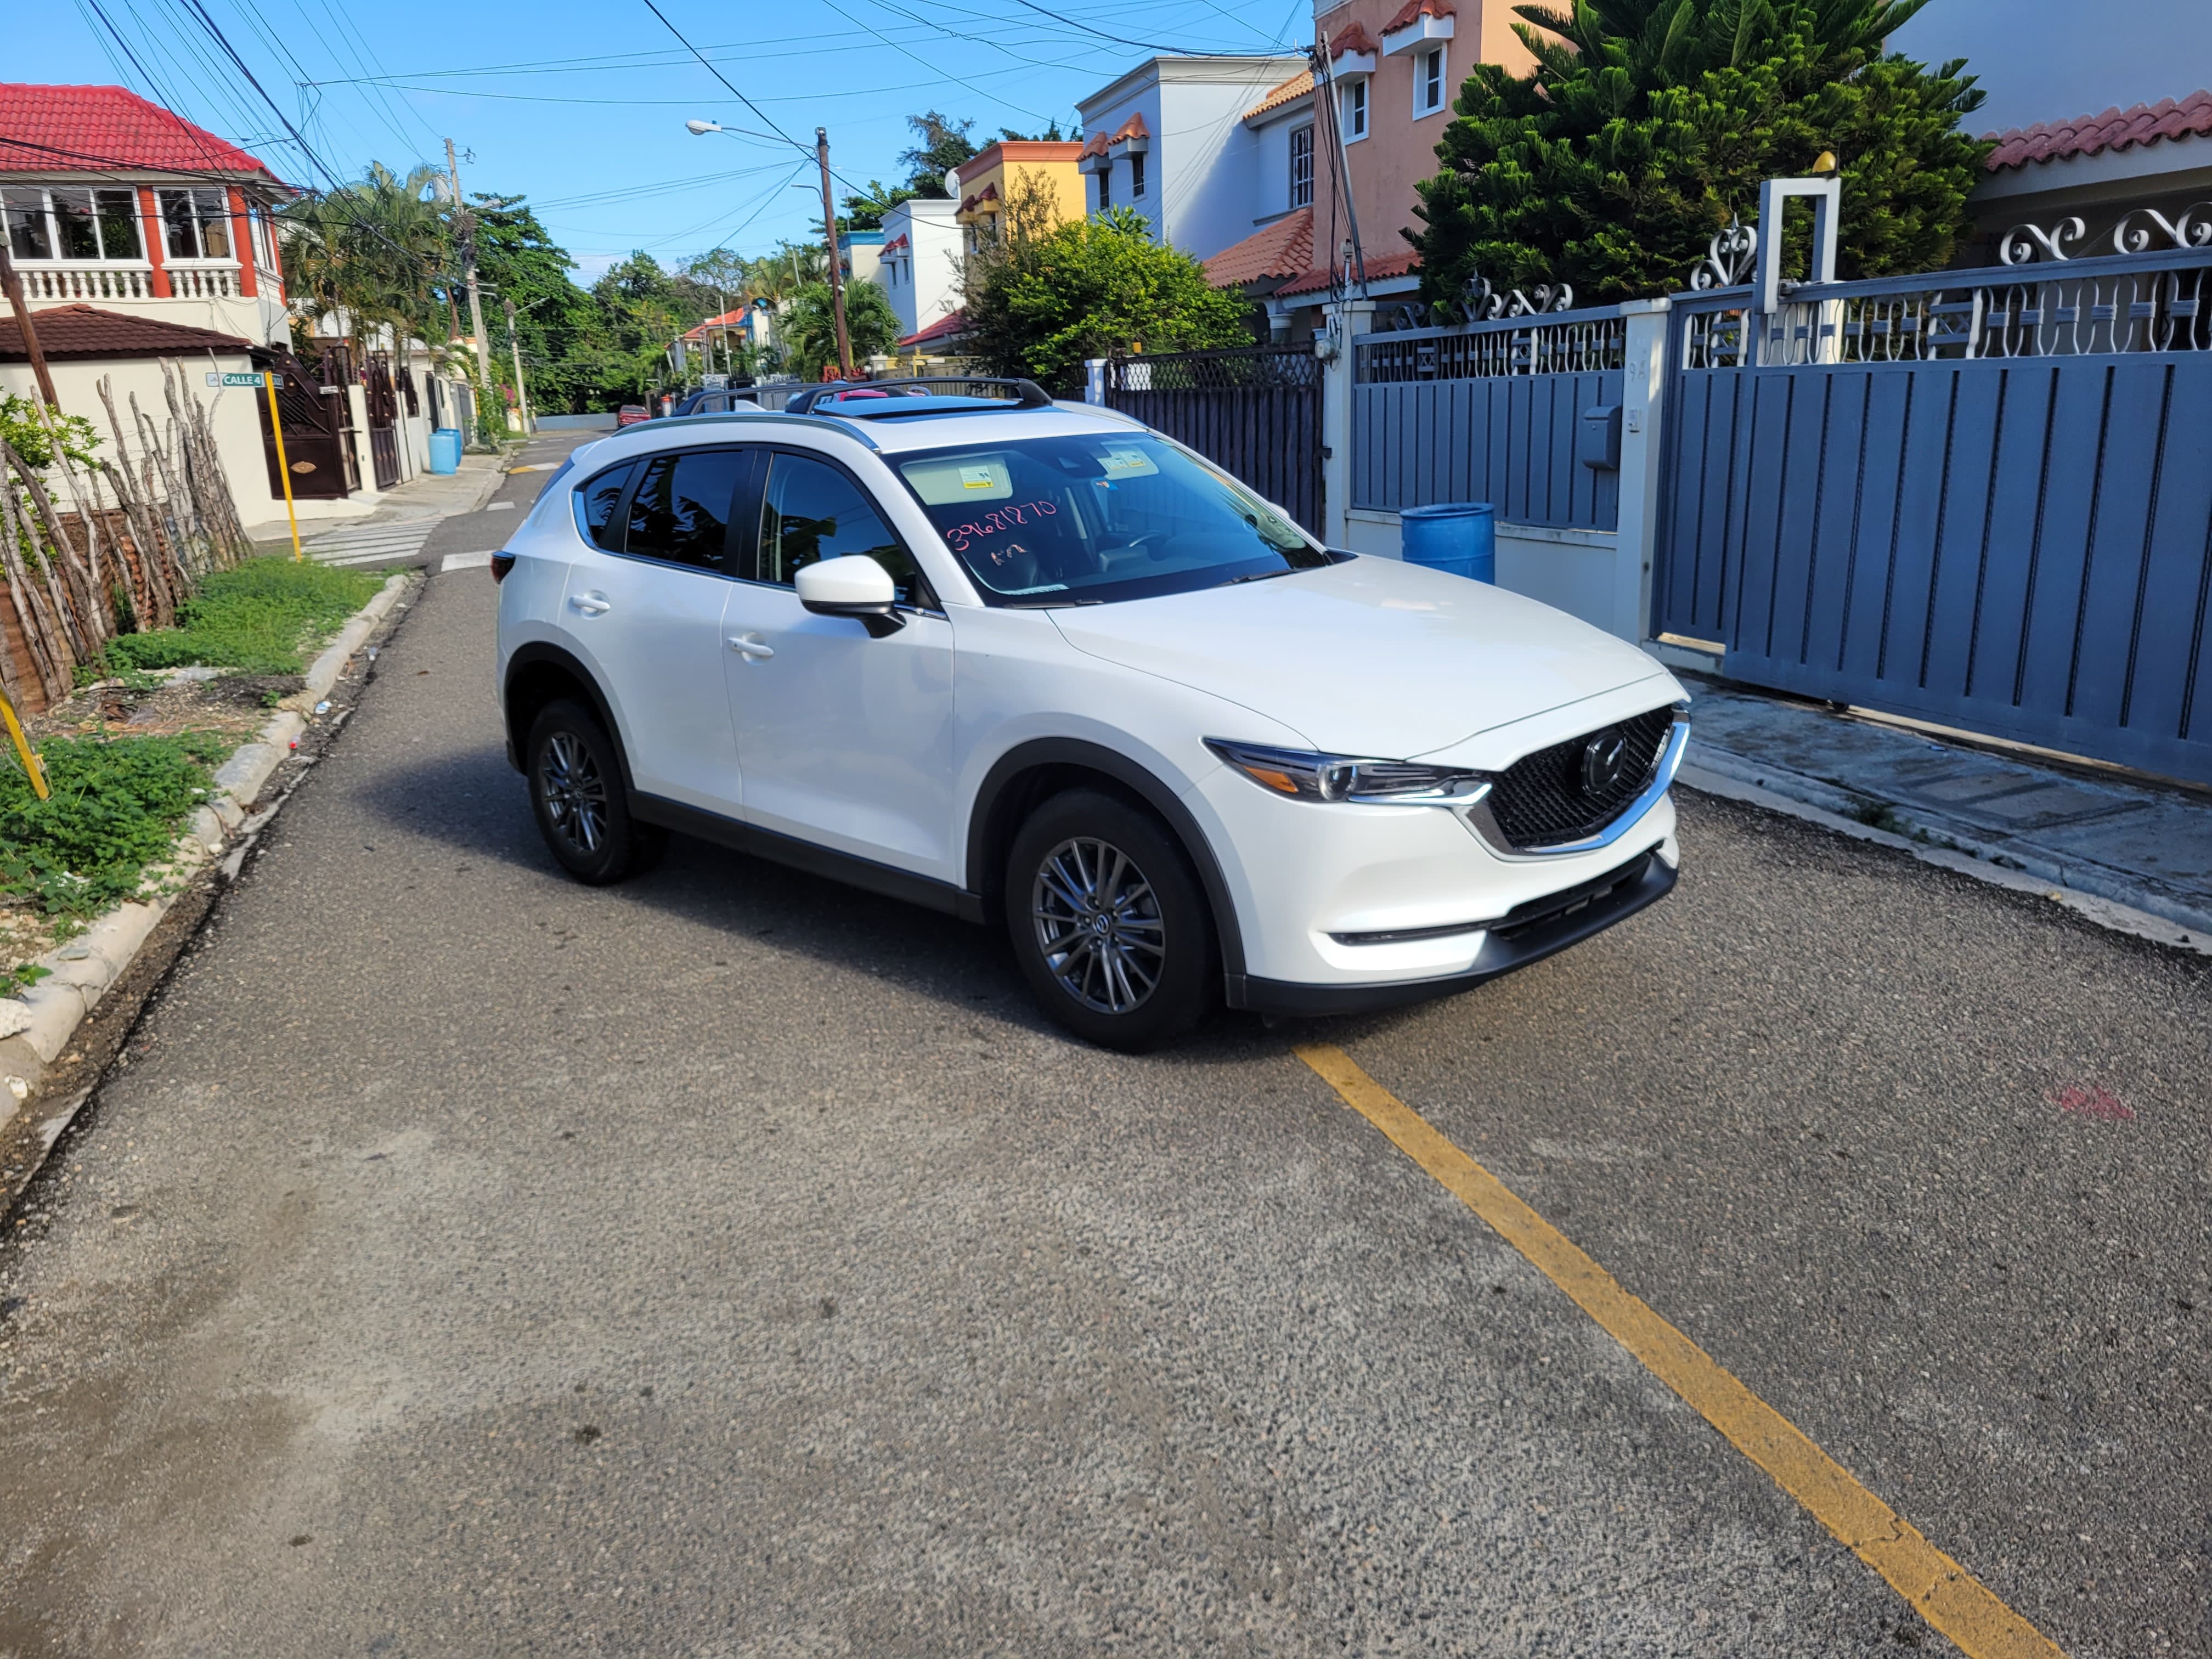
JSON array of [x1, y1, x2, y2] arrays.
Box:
[[155, 185, 238, 264], [1341, 77, 1369, 143], [1289, 123, 1314, 210], [2, 184, 149, 264], [1413, 46, 1448, 119]]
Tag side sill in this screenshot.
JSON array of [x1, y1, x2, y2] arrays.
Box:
[[1227, 851, 1676, 1017], [631, 793, 986, 923]]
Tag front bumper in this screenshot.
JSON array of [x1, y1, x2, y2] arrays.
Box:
[[1226, 845, 1677, 1016]]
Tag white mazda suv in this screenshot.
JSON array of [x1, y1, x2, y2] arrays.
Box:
[[493, 380, 1688, 1049]]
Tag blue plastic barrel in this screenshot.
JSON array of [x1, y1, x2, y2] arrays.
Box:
[[427, 427, 462, 475], [1399, 502, 1496, 583]]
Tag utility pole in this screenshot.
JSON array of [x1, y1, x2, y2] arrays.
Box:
[[447, 139, 494, 401], [0, 242, 60, 409], [503, 296, 531, 433], [816, 126, 853, 380]]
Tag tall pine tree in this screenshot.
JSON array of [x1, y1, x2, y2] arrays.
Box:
[[1411, 0, 1990, 311]]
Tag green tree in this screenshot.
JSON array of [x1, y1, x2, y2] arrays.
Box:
[[1410, 0, 1988, 311], [961, 195, 1254, 392], [778, 280, 902, 380], [900, 111, 979, 197], [473, 193, 598, 413]]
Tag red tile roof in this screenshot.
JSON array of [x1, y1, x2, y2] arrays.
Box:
[[1380, 0, 1454, 33], [1276, 247, 1422, 297], [1331, 21, 1381, 57], [1244, 70, 1314, 123], [1984, 89, 2212, 171], [1081, 131, 1110, 159], [1111, 113, 1150, 144], [1205, 207, 1314, 289], [0, 83, 281, 182], [0, 303, 253, 361], [680, 307, 753, 342], [898, 308, 967, 349]]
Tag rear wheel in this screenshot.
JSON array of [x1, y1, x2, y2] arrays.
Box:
[[1006, 789, 1215, 1051], [526, 699, 663, 884]]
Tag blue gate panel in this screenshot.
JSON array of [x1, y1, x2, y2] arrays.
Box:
[[1661, 340, 2212, 781], [1351, 370, 1621, 529]]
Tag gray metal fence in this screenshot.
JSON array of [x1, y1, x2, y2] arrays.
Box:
[[1351, 307, 1626, 530], [1104, 346, 1324, 534], [1656, 245, 2212, 782]]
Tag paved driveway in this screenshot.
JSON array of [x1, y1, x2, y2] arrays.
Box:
[[0, 495, 2204, 1657]]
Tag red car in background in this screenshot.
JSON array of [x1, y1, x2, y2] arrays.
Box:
[[615, 404, 650, 427]]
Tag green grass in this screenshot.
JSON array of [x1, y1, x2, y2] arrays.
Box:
[[106, 556, 383, 675], [0, 733, 230, 918]]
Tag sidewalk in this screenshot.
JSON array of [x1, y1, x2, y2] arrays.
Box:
[[258, 450, 512, 567], [1678, 679, 2212, 947]]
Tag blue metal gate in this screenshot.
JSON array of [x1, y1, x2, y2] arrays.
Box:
[[1655, 246, 2212, 782]]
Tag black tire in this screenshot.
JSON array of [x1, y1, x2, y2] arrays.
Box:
[[1005, 788, 1216, 1051], [525, 698, 664, 885]]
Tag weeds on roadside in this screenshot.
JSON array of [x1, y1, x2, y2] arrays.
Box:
[[0, 733, 232, 918], [0, 962, 50, 998], [107, 557, 381, 676]]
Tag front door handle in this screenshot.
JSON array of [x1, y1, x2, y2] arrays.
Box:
[[569, 592, 611, 616], [726, 633, 775, 659]]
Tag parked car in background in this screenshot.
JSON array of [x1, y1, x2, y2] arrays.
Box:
[[494, 380, 1688, 1049], [672, 389, 766, 417], [615, 405, 650, 427]]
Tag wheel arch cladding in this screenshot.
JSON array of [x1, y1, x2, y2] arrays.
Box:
[[966, 738, 1245, 983], [504, 645, 629, 789]]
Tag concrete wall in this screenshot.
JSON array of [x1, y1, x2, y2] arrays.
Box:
[[1888, 0, 2212, 136]]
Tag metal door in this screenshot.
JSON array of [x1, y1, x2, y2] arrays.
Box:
[[1104, 345, 1323, 535]]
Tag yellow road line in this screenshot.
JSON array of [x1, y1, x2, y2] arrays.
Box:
[[1292, 1042, 2065, 1659]]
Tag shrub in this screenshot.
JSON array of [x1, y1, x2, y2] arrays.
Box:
[[0, 733, 228, 917]]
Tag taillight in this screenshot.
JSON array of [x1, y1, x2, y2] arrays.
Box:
[[490, 551, 516, 584]]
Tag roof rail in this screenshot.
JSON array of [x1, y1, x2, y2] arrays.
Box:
[[786, 376, 1056, 417]]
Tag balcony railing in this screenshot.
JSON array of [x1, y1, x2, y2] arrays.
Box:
[[165, 262, 242, 299], [16, 261, 244, 303], [21, 263, 154, 302]]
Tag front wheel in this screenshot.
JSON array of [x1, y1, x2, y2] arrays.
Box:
[[1005, 789, 1215, 1051]]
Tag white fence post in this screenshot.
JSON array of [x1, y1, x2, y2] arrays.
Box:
[[1612, 298, 1672, 645], [1084, 358, 1105, 405], [1319, 297, 1373, 549]]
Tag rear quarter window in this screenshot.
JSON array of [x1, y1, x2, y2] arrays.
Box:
[[573, 461, 635, 552]]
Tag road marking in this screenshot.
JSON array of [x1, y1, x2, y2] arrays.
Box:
[[439, 551, 493, 573], [1291, 1042, 2067, 1659], [486, 501, 517, 511], [301, 521, 436, 567]]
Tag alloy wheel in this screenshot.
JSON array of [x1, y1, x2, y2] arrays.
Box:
[[1032, 836, 1167, 1015], [539, 731, 608, 855]]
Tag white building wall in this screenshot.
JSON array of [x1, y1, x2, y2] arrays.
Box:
[[876, 198, 964, 338], [1246, 104, 1315, 229], [1889, 0, 2212, 134], [1077, 57, 1305, 261]]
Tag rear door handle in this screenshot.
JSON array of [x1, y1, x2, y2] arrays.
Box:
[[726, 633, 775, 659], [569, 592, 611, 616]]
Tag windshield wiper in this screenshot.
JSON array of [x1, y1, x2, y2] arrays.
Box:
[[1218, 567, 1296, 587]]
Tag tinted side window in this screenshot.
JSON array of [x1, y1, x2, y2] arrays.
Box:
[[757, 454, 920, 599], [574, 461, 634, 552], [624, 449, 746, 572]]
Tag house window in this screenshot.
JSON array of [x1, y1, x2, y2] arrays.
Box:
[[1097, 166, 1110, 212], [1289, 124, 1314, 209], [157, 187, 233, 261], [1342, 78, 1369, 141], [1, 186, 143, 261], [1131, 153, 1146, 199], [1414, 47, 1447, 117]]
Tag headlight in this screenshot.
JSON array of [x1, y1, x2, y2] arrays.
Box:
[[1204, 740, 1492, 805]]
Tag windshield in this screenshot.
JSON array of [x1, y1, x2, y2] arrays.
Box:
[[893, 431, 1331, 606]]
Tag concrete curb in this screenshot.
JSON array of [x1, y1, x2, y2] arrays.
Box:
[[0, 572, 414, 1119], [1678, 759, 2210, 957]]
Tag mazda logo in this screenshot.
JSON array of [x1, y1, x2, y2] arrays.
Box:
[[1581, 729, 1629, 795]]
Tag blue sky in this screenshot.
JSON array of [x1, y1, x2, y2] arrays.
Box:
[[14, 0, 1310, 282]]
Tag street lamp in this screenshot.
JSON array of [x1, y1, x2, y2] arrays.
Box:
[[684, 116, 851, 379]]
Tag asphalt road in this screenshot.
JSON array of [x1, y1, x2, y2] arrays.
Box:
[[0, 450, 2205, 1657]]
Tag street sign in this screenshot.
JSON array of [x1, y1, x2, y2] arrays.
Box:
[[218, 371, 267, 387]]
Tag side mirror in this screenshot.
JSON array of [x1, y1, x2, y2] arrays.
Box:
[[795, 554, 904, 636]]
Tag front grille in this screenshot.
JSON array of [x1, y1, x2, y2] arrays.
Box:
[[1486, 707, 1675, 851]]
